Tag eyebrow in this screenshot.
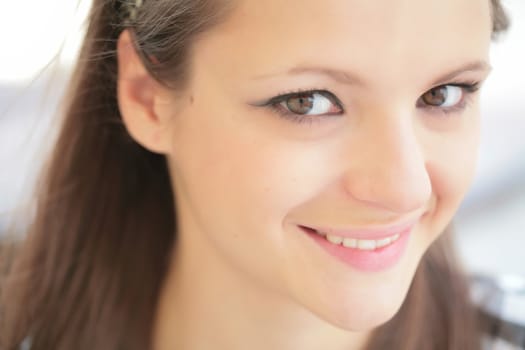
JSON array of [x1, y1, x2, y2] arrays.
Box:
[[429, 61, 492, 86], [252, 60, 492, 87]]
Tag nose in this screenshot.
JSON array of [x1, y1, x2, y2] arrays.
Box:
[[342, 113, 432, 214]]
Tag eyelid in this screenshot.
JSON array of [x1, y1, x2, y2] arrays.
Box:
[[254, 81, 482, 123], [417, 81, 482, 114], [424, 81, 482, 96], [440, 81, 481, 92], [253, 89, 345, 124], [260, 89, 345, 111]]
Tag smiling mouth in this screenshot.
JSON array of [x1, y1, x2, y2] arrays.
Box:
[[298, 218, 418, 250], [304, 227, 402, 251], [298, 223, 415, 272]]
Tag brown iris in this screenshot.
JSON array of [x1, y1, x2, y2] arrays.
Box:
[[285, 93, 315, 114], [421, 86, 449, 106]]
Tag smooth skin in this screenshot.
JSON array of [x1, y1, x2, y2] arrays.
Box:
[[116, 0, 493, 349]]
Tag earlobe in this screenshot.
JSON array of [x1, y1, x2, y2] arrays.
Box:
[[116, 29, 172, 154]]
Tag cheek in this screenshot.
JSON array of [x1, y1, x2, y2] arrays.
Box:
[[168, 98, 334, 281], [182, 128, 331, 229], [424, 118, 480, 234], [172, 114, 330, 226]]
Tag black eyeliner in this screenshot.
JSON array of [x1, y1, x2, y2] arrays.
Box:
[[420, 81, 482, 115], [257, 89, 345, 110]]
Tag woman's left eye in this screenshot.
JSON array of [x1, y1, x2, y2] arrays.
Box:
[[417, 83, 480, 112]]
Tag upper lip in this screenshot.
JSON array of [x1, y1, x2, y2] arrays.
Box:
[[301, 219, 419, 240]]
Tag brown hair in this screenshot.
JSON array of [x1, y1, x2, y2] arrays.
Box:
[[0, 1, 510, 349]]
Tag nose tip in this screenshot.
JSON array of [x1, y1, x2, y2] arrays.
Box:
[[346, 164, 432, 214], [342, 120, 432, 214]]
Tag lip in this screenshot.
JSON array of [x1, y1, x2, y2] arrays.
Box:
[[298, 223, 415, 272], [301, 219, 418, 240]]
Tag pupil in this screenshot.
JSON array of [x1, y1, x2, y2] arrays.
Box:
[[286, 93, 314, 114], [424, 87, 448, 106]]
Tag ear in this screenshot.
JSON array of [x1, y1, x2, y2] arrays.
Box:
[[116, 29, 173, 154]]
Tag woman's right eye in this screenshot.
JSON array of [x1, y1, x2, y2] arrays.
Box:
[[263, 90, 345, 122]]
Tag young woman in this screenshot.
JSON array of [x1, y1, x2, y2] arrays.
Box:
[[0, 0, 519, 349]]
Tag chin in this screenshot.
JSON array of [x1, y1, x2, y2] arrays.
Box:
[[323, 295, 407, 332], [303, 268, 415, 332]]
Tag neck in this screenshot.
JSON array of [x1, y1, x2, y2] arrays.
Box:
[[153, 219, 370, 350]]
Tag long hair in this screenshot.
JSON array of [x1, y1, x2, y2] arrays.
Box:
[[0, 1, 510, 349]]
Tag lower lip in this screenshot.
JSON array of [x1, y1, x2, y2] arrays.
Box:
[[299, 226, 413, 272]]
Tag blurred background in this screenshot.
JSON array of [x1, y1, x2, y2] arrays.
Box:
[[0, 0, 524, 276]]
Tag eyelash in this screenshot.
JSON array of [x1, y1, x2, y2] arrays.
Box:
[[260, 82, 481, 123], [417, 82, 481, 116], [260, 88, 344, 124]]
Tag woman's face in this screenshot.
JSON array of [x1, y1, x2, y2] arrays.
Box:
[[160, 0, 492, 330]]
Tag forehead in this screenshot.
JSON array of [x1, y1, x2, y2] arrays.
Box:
[[194, 0, 492, 87]]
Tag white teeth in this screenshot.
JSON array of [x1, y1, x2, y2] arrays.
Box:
[[357, 239, 376, 250], [326, 234, 343, 245], [342, 238, 357, 248], [316, 230, 401, 251], [376, 237, 392, 248]]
